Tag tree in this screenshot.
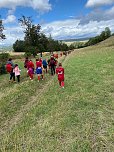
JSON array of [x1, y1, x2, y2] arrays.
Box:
[[19, 16, 41, 46], [0, 17, 6, 40], [85, 27, 112, 46], [13, 40, 25, 52], [47, 35, 55, 53], [100, 31, 106, 41], [105, 27, 111, 38], [38, 33, 49, 56], [15, 15, 70, 55]]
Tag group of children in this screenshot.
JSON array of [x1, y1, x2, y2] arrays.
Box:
[[6, 55, 65, 88], [6, 58, 21, 83]]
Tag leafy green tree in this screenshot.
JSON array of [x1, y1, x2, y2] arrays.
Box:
[[0, 17, 6, 40], [0, 17, 7, 75], [47, 35, 55, 53], [85, 27, 112, 46], [100, 31, 106, 41], [0, 53, 10, 75], [60, 43, 69, 51], [13, 40, 25, 52], [14, 15, 70, 56], [38, 33, 49, 56], [105, 27, 111, 38], [19, 16, 41, 47]]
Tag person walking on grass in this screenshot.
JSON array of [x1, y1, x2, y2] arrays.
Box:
[[56, 63, 65, 88], [42, 59, 48, 73], [24, 57, 29, 77], [28, 59, 35, 73], [24, 57, 29, 69], [13, 64, 21, 83], [49, 56, 56, 76], [28, 67, 34, 80], [6, 58, 15, 82], [36, 58, 43, 81]]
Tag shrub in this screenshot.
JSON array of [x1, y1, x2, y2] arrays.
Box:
[[0, 63, 7, 74], [0, 52, 10, 75], [0, 52, 9, 63], [24, 52, 32, 58]]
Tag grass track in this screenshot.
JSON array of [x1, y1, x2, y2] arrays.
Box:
[[1, 37, 114, 151]]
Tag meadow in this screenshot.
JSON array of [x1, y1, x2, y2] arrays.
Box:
[[0, 36, 114, 152]]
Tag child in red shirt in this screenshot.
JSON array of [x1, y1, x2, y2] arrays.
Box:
[[28, 67, 34, 80], [36, 58, 43, 81], [27, 60, 34, 80], [56, 63, 64, 88], [28, 60, 34, 72]]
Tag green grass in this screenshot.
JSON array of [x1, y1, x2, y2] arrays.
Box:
[[1, 37, 114, 151]]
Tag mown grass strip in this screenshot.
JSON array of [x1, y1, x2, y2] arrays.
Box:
[[0, 48, 114, 151]]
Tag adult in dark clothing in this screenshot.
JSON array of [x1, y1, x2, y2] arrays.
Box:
[[24, 57, 29, 69], [49, 57, 56, 75], [7, 58, 15, 82]]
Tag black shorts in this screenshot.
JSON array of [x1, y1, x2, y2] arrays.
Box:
[[43, 65, 47, 69]]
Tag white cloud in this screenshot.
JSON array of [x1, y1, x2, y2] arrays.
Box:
[[0, 0, 51, 12], [30, 0, 52, 12], [86, 0, 114, 7], [42, 19, 114, 40], [3, 15, 16, 24], [106, 5, 114, 15], [42, 19, 80, 39], [78, 5, 114, 25], [1, 18, 114, 46], [1, 26, 24, 46]]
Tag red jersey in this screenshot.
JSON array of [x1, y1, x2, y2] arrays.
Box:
[[28, 61, 34, 69], [39, 58, 42, 63], [56, 67, 64, 81], [36, 61, 42, 68]]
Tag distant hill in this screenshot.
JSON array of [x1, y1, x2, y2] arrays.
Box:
[[61, 37, 90, 42], [96, 36, 114, 47], [0, 45, 13, 52]]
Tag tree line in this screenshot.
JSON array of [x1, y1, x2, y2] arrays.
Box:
[[69, 27, 112, 49], [0, 15, 113, 56], [13, 16, 69, 57], [85, 27, 112, 46], [0, 15, 113, 74]]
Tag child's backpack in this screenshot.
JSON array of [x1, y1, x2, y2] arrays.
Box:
[[50, 59, 55, 66], [6, 64, 12, 73]]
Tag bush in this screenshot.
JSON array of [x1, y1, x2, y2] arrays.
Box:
[[0, 63, 7, 74], [0, 52, 10, 75], [0, 52, 9, 63], [24, 52, 32, 58]]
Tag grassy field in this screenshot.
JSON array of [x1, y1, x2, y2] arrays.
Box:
[[0, 37, 114, 151]]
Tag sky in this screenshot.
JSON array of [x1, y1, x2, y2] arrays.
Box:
[[0, 0, 114, 46]]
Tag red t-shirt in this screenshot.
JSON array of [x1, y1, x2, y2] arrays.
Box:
[[28, 61, 34, 69], [36, 61, 42, 68], [56, 67, 64, 81], [39, 58, 42, 63]]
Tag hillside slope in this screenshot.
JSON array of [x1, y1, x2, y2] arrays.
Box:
[[0, 39, 114, 151], [96, 36, 114, 47]]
